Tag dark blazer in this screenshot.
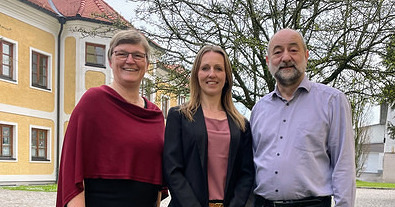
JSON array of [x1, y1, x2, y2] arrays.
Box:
[[163, 106, 254, 207]]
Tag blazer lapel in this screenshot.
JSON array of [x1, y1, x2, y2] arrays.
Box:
[[194, 106, 208, 171], [225, 115, 240, 194]]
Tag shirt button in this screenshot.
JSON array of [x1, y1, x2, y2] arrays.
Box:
[[276, 153, 280, 156], [286, 103, 289, 106], [275, 171, 278, 174], [280, 136, 283, 139], [283, 119, 286, 122], [275, 189, 279, 192]]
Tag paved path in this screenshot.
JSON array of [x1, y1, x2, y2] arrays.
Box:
[[0, 188, 393, 207], [355, 188, 395, 207], [0, 188, 170, 207]]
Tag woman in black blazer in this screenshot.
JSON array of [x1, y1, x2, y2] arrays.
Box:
[[163, 45, 254, 207]]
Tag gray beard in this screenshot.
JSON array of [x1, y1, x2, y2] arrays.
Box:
[[274, 67, 302, 86]]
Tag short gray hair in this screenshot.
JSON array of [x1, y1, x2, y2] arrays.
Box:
[[107, 29, 150, 62]]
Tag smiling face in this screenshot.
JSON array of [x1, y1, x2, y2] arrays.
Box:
[[109, 43, 149, 87], [266, 29, 309, 87], [197, 51, 227, 98]]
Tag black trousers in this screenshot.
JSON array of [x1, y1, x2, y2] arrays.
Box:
[[84, 178, 160, 207], [254, 195, 332, 207]]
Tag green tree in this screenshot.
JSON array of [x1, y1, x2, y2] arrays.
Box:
[[382, 35, 395, 140], [129, 0, 395, 110]]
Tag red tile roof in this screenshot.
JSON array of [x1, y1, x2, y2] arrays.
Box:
[[20, 0, 162, 49], [22, 0, 127, 23], [23, 0, 56, 13]]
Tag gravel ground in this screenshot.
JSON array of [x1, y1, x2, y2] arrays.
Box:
[[0, 188, 393, 207], [0, 188, 170, 207], [355, 188, 395, 207]]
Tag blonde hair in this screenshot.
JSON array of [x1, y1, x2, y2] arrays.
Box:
[[180, 45, 246, 131]]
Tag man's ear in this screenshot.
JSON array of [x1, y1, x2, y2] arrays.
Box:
[[305, 50, 309, 60]]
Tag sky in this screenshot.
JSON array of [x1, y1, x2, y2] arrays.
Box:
[[105, 0, 137, 23]]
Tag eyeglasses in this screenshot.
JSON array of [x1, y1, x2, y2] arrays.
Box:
[[113, 51, 146, 61]]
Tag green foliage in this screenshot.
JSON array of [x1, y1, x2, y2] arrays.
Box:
[[129, 0, 395, 110], [383, 35, 395, 72], [381, 35, 395, 139], [388, 122, 395, 140]]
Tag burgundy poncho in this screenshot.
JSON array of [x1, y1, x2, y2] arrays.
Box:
[[56, 85, 165, 207]]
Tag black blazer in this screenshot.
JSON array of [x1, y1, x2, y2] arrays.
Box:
[[163, 106, 254, 207]]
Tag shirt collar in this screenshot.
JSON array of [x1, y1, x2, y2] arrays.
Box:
[[271, 74, 312, 100]]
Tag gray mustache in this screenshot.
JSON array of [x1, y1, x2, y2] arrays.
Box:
[[279, 62, 296, 68]]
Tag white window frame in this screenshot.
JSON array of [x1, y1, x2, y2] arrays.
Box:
[[178, 95, 186, 105], [29, 125, 51, 163], [161, 95, 170, 119], [0, 36, 18, 84], [29, 47, 52, 92], [0, 121, 18, 162], [85, 42, 106, 68]]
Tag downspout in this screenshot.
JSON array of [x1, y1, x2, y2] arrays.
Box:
[[48, 0, 66, 183], [56, 16, 66, 182]]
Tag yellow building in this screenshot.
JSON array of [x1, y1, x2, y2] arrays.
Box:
[[0, 0, 182, 185]]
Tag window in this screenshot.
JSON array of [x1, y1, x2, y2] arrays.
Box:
[[31, 128, 49, 161], [140, 78, 153, 102], [86, 42, 105, 68], [0, 39, 14, 80], [0, 124, 13, 159], [31, 51, 49, 89], [161, 96, 169, 119], [178, 95, 186, 105]]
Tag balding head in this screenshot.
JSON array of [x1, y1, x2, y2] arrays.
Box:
[[267, 28, 307, 56]]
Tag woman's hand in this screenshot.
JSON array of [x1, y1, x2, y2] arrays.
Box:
[[67, 191, 85, 207]]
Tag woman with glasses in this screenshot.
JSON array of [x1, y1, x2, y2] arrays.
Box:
[[163, 45, 255, 207], [56, 29, 165, 207]]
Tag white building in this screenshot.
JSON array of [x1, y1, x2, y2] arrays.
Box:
[[359, 103, 395, 182]]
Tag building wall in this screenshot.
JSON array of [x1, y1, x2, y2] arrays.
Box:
[[359, 105, 395, 183], [64, 37, 77, 115], [0, 0, 59, 183], [368, 124, 386, 143], [0, 14, 56, 110], [363, 152, 383, 173], [384, 107, 395, 153], [85, 71, 106, 90], [1, 0, 181, 185], [383, 153, 395, 182]]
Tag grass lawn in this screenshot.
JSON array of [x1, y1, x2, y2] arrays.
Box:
[[1, 183, 57, 192], [1, 180, 395, 192], [356, 180, 395, 189]]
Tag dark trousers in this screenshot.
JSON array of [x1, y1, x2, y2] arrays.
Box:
[[84, 178, 160, 207], [254, 195, 332, 207]]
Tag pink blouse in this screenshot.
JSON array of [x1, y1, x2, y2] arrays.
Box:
[[205, 116, 231, 200]]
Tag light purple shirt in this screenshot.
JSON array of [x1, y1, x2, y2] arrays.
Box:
[[250, 76, 356, 207]]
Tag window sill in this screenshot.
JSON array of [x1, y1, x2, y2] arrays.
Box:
[[85, 63, 106, 69], [31, 157, 50, 162], [31, 84, 50, 91], [0, 157, 16, 160], [0, 76, 16, 82]]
